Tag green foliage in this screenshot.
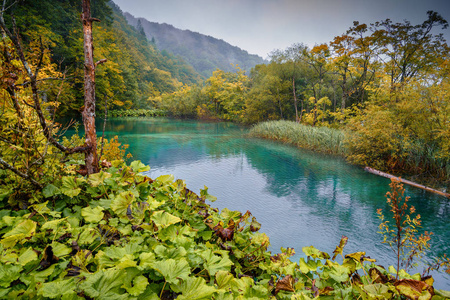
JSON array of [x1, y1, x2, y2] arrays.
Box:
[[0, 160, 446, 299], [345, 75, 450, 187], [156, 67, 249, 121], [108, 109, 167, 118]]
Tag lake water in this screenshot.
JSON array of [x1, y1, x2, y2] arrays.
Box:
[[71, 117, 450, 289]]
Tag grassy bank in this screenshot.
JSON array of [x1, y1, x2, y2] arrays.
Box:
[[249, 120, 348, 156], [249, 120, 450, 192]]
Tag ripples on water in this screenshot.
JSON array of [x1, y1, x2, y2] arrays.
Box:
[[69, 117, 450, 289]]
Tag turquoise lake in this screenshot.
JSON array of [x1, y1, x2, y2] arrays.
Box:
[[69, 117, 450, 289]]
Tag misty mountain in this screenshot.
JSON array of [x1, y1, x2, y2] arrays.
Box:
[[123, 12, 267, 78]]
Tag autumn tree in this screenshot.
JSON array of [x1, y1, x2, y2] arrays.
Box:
[[0, 0, 106, 196], [244, 63, 291, 124], [201, 67, 248, 121], [269, 44, 308, 122], [301, 44, 331, 126], [373, 11, 449, 90], [330, 23, 380, 113]]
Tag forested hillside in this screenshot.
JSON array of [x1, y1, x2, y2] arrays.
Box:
[[124, 12, 267, 78], [0, 0, 201, 116]]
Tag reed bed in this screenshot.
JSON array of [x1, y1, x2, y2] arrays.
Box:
[[249, 120, 348, 156]]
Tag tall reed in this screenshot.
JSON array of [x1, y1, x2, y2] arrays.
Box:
[[249, 120, 347, 156]]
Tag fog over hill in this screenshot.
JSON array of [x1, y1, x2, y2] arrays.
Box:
[[124, 12, 267, 78]]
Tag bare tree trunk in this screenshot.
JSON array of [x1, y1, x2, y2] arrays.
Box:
[[81, 0, 99, 174], [299, 96, 304, 122], [340, 71, 347, 113], [292, 77, 299, 123], [276, 87, 283, 119]]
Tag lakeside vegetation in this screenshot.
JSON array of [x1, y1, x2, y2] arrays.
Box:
[[157, 12, 450, 190], [1, 0, 449, 298], [249, 120, 347, 156], [108, 109, 167, 118]]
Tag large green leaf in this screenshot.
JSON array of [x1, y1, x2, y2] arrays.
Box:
[[18, 247, 38, 266], [151, 210, 182, 229], [1, 220, 36, 248], [88, 171, 112, 187], [154, 244, 187, 259], [80, 268, 128, 300], [111, 191, 135, 217], [42, 217, 68, 231], [200, 186, 217, 202], [77, 228, 99, 245], [51, 242, 71, 257], [362, 283, 391, 298], [220, 208, 241, 221], [158, 224, 196, 242], [31, 201, 52, 215], [38, 278, 77, 298], [61, 176, 81, 197], [96, 247, 131, 269], [155, 174, 174, 183], [215, 270, 234, 289], [136, 287, 160, 300], [138, 252, 156, 270], [302, 246, 330, 259], [0, 264, 21, 288], [30, 264, 56, 284], [173, 276, 217, 300], [201, 249, 233, 276], [151, 258, 190, 285], [326, 264, 350, 282], [130, 161, 150, 173], [42, 184, 61, 198], [122, 274, 148, 296], [81, 206, 104, 223], [299, 257, 323, 273], [230, 276, 254, 295]]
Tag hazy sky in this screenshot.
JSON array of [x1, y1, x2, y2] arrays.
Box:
[[112, 0, 450, 59]]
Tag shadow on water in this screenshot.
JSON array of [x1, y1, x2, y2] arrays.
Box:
[[66, 117, 450, 289]]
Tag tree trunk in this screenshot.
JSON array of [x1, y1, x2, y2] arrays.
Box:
[[276, 87, 283, 118], [292, 77, 299, 123], [340, 70, 347, 113], [81, 0, 99, 174]]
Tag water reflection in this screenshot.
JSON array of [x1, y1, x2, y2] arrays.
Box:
[[66, 117, 449, 289]]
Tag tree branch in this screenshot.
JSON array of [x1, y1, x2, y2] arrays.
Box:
[[95, 58, 107, 67], [0, 157, 43, 189]]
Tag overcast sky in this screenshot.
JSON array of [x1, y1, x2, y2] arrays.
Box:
[[112, 0, 450, 59]]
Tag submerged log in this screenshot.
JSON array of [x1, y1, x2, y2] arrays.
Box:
[[364, 167, 450, 198]]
